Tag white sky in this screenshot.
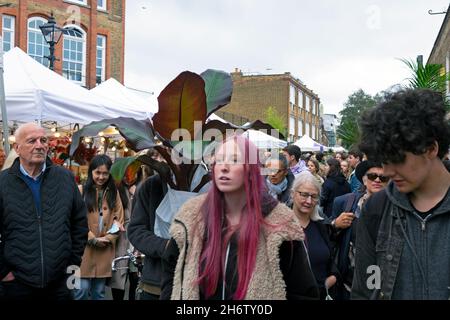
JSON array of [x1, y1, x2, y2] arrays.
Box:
[[124, 0, 449, 116]]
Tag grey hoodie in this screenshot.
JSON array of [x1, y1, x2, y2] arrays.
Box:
[[386, 183, 450, 299], [352, 179, 450, 300]]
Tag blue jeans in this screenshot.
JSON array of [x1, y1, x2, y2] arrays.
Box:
[[72, 278, 107, 300]]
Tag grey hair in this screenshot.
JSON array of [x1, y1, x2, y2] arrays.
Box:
[[291, 171, 323, 221]]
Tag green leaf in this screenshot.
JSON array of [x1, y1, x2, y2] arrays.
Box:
[[153, 71, 207, 141], [110, 156, 140, 184], [200, 69, 233, 117]]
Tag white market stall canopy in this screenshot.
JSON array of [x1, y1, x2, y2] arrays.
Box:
[[2, 48, 151, 124], [243, 129, 287, 149], [332, 145, 347, 153], [293, 135, 329, 152], [90, 78, 157, 117]]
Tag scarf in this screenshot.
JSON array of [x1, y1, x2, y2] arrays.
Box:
[[266, 177, 288, 199]]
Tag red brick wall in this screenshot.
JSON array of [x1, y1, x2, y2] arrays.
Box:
[[0, 0, 125, 88]]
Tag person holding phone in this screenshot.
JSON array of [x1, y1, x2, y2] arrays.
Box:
[[330, 160, 389, 299], [73, 155, 124, 300]]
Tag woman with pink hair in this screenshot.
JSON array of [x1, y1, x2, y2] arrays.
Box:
[[161, 135, 319, 300]]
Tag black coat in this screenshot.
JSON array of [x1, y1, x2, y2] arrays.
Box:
[[0, 158, 88, 288], [320, 174, 351, 218], [128, 174, 168, 289]]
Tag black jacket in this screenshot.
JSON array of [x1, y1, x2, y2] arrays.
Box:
[[321, 174, 351, 218], [0, 158, 88, 288], [128, 174, 168, 288]]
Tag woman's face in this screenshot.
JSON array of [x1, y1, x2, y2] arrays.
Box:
[[213, 140, 246, 194], [92, 164, 110, 187], [293, 182, 319, 217], [363, 167, 389, 195], [340, 160, 349, 174], [307, 161, 317, 174]]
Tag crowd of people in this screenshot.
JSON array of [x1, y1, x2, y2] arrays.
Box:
[[0, 88, 449, 300]]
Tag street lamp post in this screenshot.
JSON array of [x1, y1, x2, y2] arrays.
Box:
[[39, 13, 63, 71]]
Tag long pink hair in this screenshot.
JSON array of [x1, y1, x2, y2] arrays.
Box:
[[197, 134, 266, 300]]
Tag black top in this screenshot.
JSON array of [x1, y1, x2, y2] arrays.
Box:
[[303, 221, 330, 290], [128, 174, 168, 287]]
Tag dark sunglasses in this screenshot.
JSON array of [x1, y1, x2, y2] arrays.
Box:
[[366, 173, 389, 183]]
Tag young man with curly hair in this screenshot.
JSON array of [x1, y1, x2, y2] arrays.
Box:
[[351, 89, 450, 300]]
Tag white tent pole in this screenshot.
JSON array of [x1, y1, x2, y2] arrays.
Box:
[[0, 36, 10, 155]]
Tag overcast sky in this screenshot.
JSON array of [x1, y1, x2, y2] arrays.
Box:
[[124, 0, 449, 116]]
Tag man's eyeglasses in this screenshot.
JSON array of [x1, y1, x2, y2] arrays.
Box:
[[366, 173, 389, 183], [266, 168, 286, 175], [296, 191, 319, 202]]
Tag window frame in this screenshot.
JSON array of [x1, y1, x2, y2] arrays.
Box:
[[96, 34, 106, 84], [97, 0, 107, 11], [2, 15, 15, 52], [27, 17, 50, 67], [62, 24, 86, 86]]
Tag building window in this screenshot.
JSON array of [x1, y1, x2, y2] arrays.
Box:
[[312, 124, 316, 139], [96, 35, 106, 84], [27, 17, 50, 67], [299, 91, 304, 109], [297, 120, 303, 137], [2, 15, 15, 52], [62, 25, 86, 86], [97, 0, 107, 10], [289, 116, 296, 136], [305, 122, 310, 137], [65, 0, 88, 5], [290, 84, 296, 111]]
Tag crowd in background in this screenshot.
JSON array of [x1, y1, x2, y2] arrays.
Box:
[[1, 88, 450, 301]]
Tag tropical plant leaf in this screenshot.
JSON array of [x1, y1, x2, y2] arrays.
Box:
[[109, 154, 176, 189], [110, 156, 140, 184], [153, 71, 207, 141], [336, 121, 360, 149], [69, 117, 157, 156], [200, 69, 233, 117], [401, 58, 448, 92]]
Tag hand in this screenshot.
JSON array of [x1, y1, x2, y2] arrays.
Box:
[[325, 275, 337, 289], [335, 212, 355, 229], [95, 237, 111, 248], [1, 272, 15, 282]]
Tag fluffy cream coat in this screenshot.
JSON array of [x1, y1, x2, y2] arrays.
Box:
[[170, 194, 304, 300]]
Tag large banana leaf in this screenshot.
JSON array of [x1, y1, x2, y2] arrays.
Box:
[[69, 117, 157, 156], [200, 69, 233, 117], [153, 71, 207, 141]]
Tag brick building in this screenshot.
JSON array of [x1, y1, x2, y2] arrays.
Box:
[[218, 69, 322, 143], [428, 4, 450, 95], [0, 0, 125, 88]]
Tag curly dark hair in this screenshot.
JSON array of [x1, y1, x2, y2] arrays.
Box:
[[358, 89, 450, 164]]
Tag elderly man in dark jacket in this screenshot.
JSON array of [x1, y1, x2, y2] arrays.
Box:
[[0, 123, 88, 300]]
